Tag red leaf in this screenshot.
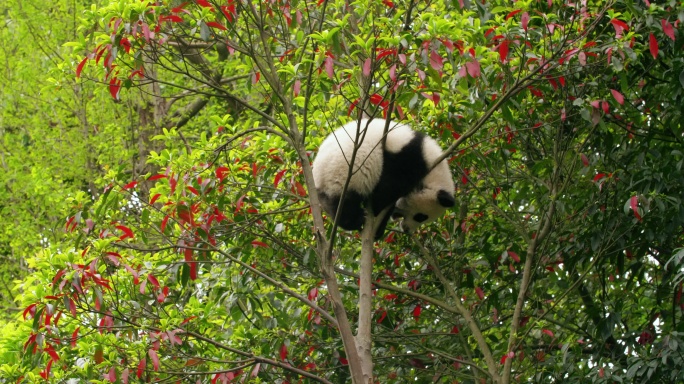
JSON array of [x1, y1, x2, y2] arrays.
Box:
[[119, 37, 131, 54], [369, 93, 385, 106], [293, 79, 301, 96], [412, 304, 422, 320], [475, 286, 484, 300], [542, 329, 555, 338], [76, 57, 88, 78], [147, 274, 160, 290], [508, 251, 520, 263], [220, 5, 236, 22], [157, 286, 169, 303], [308, 288, 318, 301], [184, 247, 197, 280], [610, 19, 629, 37], [465, 60, 480, 77], [148, 174, 167, 181], [159, 14, 184, 23], [137, 358, 146, 378], [429, 50, 443, 71], [384, 293, 398, 301], [506, 9, 522, 20], [630, 196, 642, 221], [116, 225, 134, 240], [649, 33, 658, 59], [500, 351, 514, 364], [141, 23, 151, 42], [235, 195, 245, 212], [527, 86, 542, 98], [195, 0, 215, 11], [274, 169, 287, 188], [186, 186, 200, 196], [324, 56, 334, 79], [150, 193, 161, 205], [69, 298, 77, 316], [252, 162, 260, 178], [122, 181, 138, 190], [215, 166, 230, 181], [161, 215, 170, 232], [347, 99, 359, 116], [94, 347, 104, 363], [376, 48, 396, 61], [149, 349, 160, 371], [251, 240, 269, 248], [45, 345, 59, 361], [40, 359, 53, 379], [602, 101, 610, 114], [581, 154, 589, 167], [71, 327, 80, 348], [662, 19, 675, 41], [421, 92, 440, 105], [498, 40, 509, 62], [294, 181, 307, 197], [521, 12, 529, 31], [376, 309, 387, 323], [610, 89, 624, 105], [23, 303, 37, 320], [109, 77, 121, 100], [279, 344, 288, 360], [104, 367, 116, 382], [206, 21, 226, 30], [592, 173, 606, 183], [177, 204, 194, 225], [363, 58, 371, 77], [171, 2, 189, 13]]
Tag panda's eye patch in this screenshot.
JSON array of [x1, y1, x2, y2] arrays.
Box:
[[413, 213, 428, 223]]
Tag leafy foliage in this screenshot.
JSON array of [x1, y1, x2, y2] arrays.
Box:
[[1, 0, 684, 383]]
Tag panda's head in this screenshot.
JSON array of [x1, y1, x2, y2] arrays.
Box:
[[393, 188, 455, 233]]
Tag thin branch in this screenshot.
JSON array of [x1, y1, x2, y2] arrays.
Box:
[[413, 236, 502, 384], [184, 330, 334, 384]]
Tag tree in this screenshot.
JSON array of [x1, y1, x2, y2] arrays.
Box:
[[4, 0, 684, 383]]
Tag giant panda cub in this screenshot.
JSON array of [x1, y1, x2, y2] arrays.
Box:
[[313, 119, 456, 240]]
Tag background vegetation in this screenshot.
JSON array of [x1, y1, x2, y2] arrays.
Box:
[[1, 0, 683, 383]]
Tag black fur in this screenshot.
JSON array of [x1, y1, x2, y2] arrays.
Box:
[[437, 189, 456, 207], [369, 133, 429, 239], [413, 213, 429, 222], [320, 190, 366, 231]]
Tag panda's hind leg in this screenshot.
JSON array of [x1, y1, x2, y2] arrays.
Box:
[[318, 189, 366, 231], [335, 190, 366, 231]]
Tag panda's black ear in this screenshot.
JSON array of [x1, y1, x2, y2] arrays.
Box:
[[437, 190, 456, 207]]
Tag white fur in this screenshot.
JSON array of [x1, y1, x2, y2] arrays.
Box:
[[313, 119, 415, 199]]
